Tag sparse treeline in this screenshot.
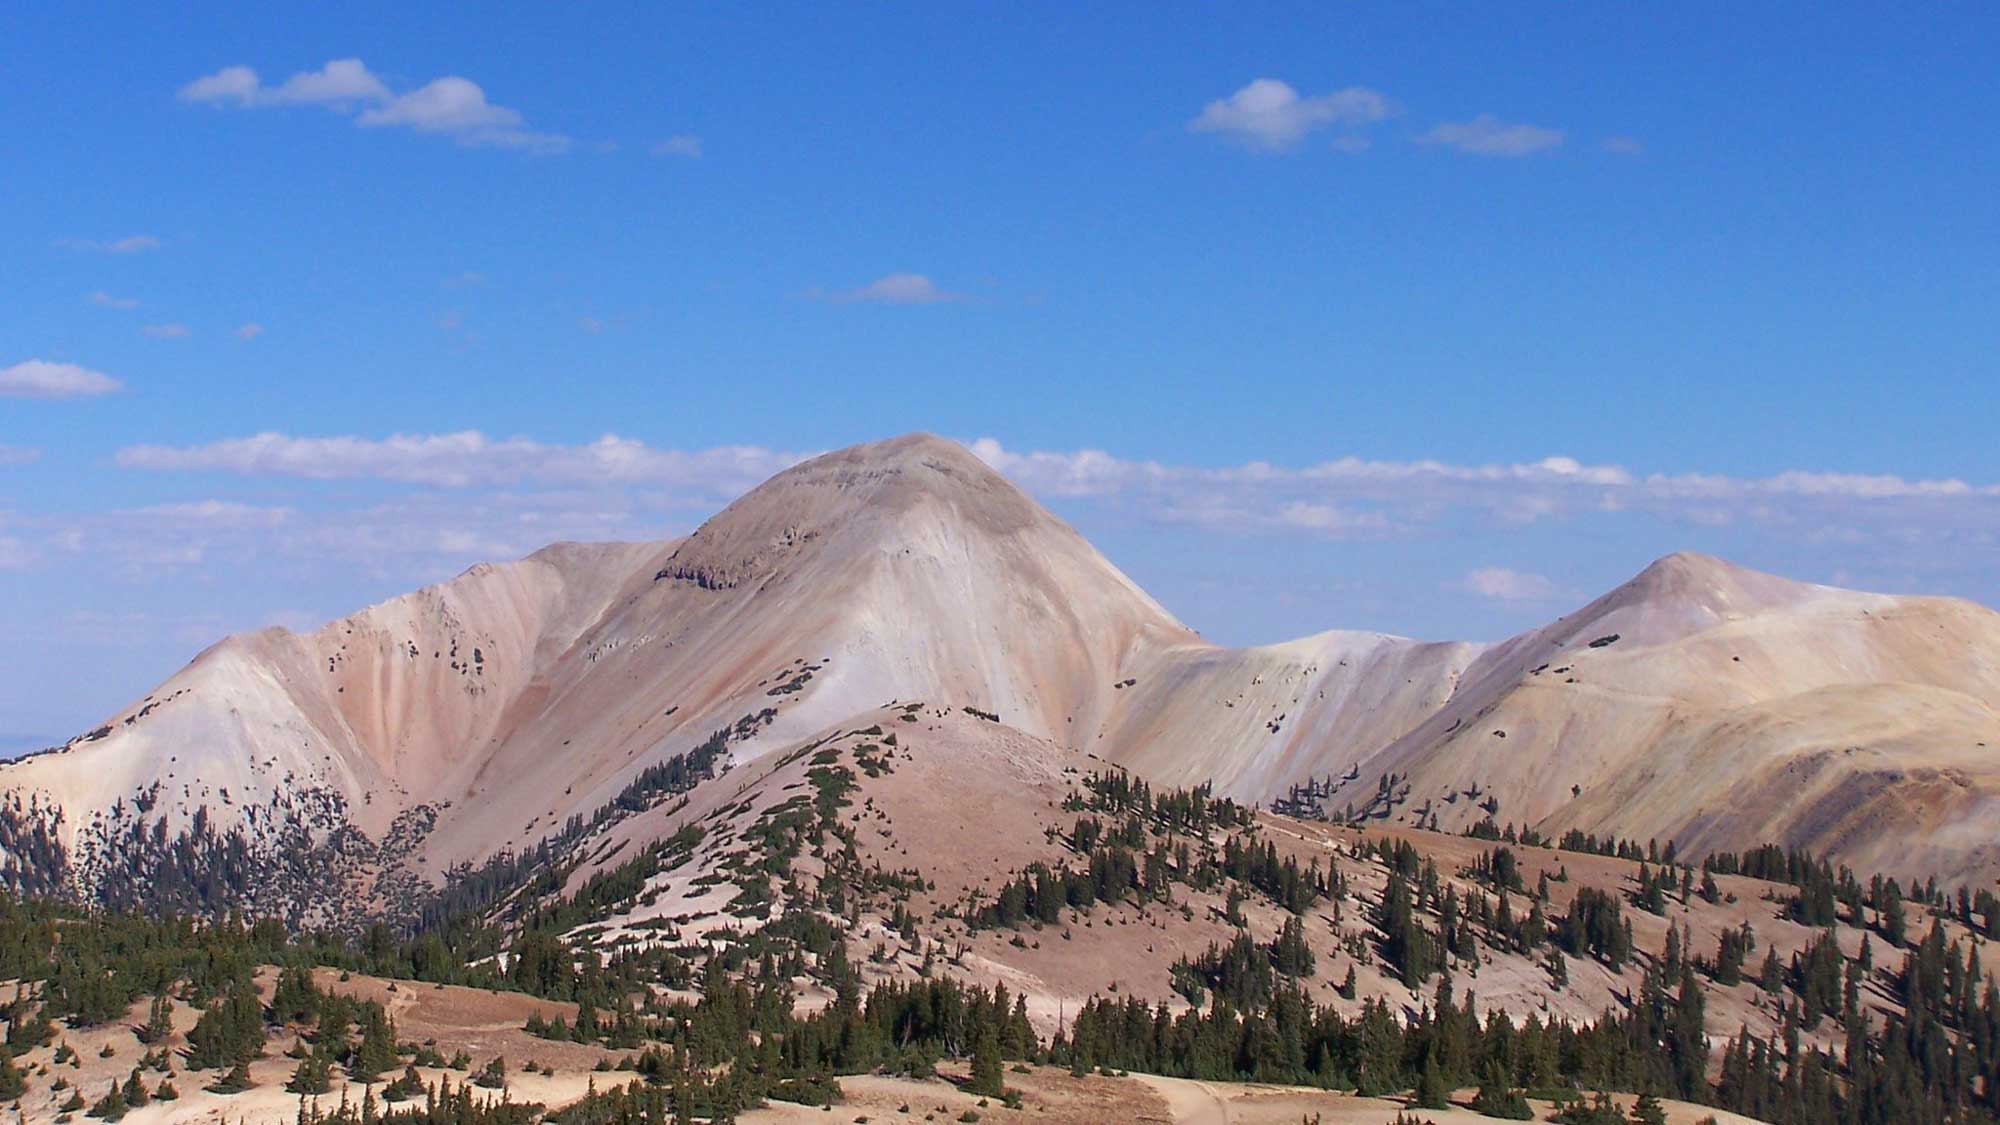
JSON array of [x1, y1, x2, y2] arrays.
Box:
[[970, 775, 1331, 931], [1056, 968, 1711, 1104], [1465, 817, 2000, 942]]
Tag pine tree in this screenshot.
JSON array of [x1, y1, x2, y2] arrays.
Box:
[[351, 1005, 400, 1081], [968, 1021, 1004, 1097], [1473, 1061, 1533, 1119], [1413, 1052, 1449, 1108], [271, 965, 320, 1025], [207, 1061, 252, 1094], [136, 992, 173, 1045], [88, 1079, 127, 1122], [287, 1053, 331, 1095], [1759, 947, 1784, 994]]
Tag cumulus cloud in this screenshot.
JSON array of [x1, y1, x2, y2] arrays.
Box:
[[117, 431, 809, 492], [965, 437, 2000, 541], [1460, 567, 1559, 602], [142, 323, 192, 340], [88, 291, 139, 310], [181, 58, 567, 151], [58, 235, 160, 254], [273, 58, 391, 104], [0, 360, 124, 399], [1420, 114, 1565, 156], [181, 58, 386, 108], [1190, 78, 1394, 151], [234, 322, 264, 341], [127, 500, 294, 527], [13, 487, 687, 583], [817, 274, 965, 305], [90, 428, 2000, 595], [1277, 503, 1396, 535], [651, 135, 703, 158], [178, 64, 262, 105]]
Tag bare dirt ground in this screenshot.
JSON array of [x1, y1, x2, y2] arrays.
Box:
[[741, 1065, 1768, 1124], [4, 968, 615, 1125]]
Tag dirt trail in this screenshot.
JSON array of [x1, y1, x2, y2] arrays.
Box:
[[1131, 1075, 1232, 1123]]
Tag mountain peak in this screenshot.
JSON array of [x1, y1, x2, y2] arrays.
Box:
[[1545, 550, 1824, 650], [653, 433, 1053, 592], [799, 432, 1014, 497], [1621, 550, 1808, 607]]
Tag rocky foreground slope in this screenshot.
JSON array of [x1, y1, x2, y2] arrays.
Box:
[[2, 433, 1998, 923]]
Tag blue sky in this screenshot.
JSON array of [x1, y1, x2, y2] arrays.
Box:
[[4, 4, 1998, 750]]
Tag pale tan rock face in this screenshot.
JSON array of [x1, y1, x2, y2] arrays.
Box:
[[6, 433, 2000, 915]]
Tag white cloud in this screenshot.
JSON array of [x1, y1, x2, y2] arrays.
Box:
[[96, 429, 2000, 584], [1276, 503, 1395, 536], [58, 235, 160, 254], [965, 437, 2000, 539], [181, 58, 567, 151], [118, 431, 2000, 536], [0, 537, 32, 570], [1460, 567, 1559, 602], [142, 323, 191, 340], [88, 291, 139, 310], [0, 360, 124, 399], [1190, 78, 1394, 151], [356, 76, 565, 150], [116, 431, 808, 492], [651, 135, 703, 158], [234, 322, 264, 341], [179, 64, 260, 104], [127, 500, 294, 527], [1602, 135, 1646, 155], [818, 274, 965, 305], [181, 58, 388, 108], [1420, 114, 1565, 157], [273, 58, 391, 105], [0, 446, 40, 466]]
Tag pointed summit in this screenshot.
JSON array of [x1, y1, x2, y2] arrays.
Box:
[[655, 433, 1067, 592], [765, 431, 1029, 510], [1560, 550, 1833, 648]]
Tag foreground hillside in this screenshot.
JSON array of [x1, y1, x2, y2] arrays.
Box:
[[5, 432, 1999, 929], [0, 963, 1753, 1124], [0, 708, 1986, 1121]]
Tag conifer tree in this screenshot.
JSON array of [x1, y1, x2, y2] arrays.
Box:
[[968, 1021, 1004, 1097]]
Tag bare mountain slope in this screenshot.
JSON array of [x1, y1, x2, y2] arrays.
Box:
[[1347, 552, 2000, 878], [0, 435, 1211, 916], [5, 435, 2000, 922]]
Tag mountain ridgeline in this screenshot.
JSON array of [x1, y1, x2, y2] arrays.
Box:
[[4, 432, 1999, 924]]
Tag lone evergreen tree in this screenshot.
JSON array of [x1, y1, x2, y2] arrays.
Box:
[[968, 1021, 1004, 1097], [1413, 1052, 1449, 1108]]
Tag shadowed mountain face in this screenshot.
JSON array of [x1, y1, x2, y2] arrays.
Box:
[[4, 432, 1999, 922]]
